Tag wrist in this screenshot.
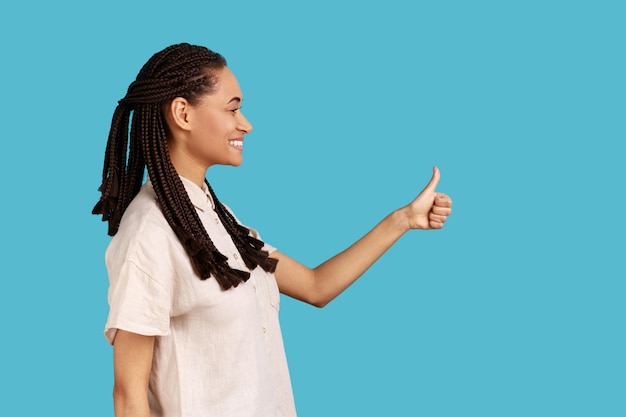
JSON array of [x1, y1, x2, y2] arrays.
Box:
[[390, 206, 411, 234]]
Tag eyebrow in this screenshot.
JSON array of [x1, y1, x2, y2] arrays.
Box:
[[227, 97, 242, 104]]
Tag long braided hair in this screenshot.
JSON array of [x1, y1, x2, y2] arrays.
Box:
[[93, 43, 277, 290]]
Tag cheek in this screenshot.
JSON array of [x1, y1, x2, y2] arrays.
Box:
[[205, 114, 236, 135]]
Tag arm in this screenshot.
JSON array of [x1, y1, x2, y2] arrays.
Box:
[[272, 166, 452, 308], [112, 330, 155, 417]]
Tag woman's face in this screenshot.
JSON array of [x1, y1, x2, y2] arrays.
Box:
[[183, 66, 253, 168]]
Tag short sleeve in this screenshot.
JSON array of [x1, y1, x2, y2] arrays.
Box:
[[104, 260, 171, 344]]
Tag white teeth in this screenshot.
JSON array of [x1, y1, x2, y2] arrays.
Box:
[[229, 140, 243, 147]]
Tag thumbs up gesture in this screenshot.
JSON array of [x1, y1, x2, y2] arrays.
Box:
[[404, 166, 453, 230]]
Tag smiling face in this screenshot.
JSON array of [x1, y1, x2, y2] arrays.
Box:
[[165, 66, 253, 183]]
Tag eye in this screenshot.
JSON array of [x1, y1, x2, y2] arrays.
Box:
[[230, 107, 241, 114]]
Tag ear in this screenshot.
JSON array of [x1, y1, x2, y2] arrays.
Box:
[[166, 97, 192, 131]]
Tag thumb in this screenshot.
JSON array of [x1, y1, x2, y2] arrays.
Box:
[[420, 166, 440, 195]]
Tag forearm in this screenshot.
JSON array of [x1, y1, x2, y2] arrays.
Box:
[[274, 208, 410, 307], [311, 208, 409, 303]]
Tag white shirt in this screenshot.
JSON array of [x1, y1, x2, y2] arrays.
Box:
[[104, 177, 296, 417]]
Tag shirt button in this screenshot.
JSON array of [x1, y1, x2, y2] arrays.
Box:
[[214, 218, 220, 224], [233, 253, 239, 260], [262, 327, 267, 334]]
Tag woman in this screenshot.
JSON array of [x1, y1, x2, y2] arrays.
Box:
[[93, 43, 452, 417]]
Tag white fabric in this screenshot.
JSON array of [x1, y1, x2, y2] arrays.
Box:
[[104, 176, 296, 417]]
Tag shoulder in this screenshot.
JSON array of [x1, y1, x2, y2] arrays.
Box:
[[105, 184, 182, 279], [118, 183, 173, 241]]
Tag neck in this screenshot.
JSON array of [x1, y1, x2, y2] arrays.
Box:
[[168, 143, 209, 188]]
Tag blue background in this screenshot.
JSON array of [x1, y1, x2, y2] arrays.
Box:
[[1, 0, 624, 415]]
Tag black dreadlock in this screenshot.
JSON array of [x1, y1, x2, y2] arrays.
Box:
[[93, 43, 277, 290]]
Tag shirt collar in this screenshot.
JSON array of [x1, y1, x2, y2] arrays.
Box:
[[181, 176, 215, 212], [147, 176, 215, 212]]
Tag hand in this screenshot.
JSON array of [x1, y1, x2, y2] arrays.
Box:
[[403, 166, 453, 230]]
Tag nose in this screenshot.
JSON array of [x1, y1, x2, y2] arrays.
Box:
[[237, 111, 253, 134]]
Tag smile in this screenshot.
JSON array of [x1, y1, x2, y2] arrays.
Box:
[[229, 140, 243, 149]]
